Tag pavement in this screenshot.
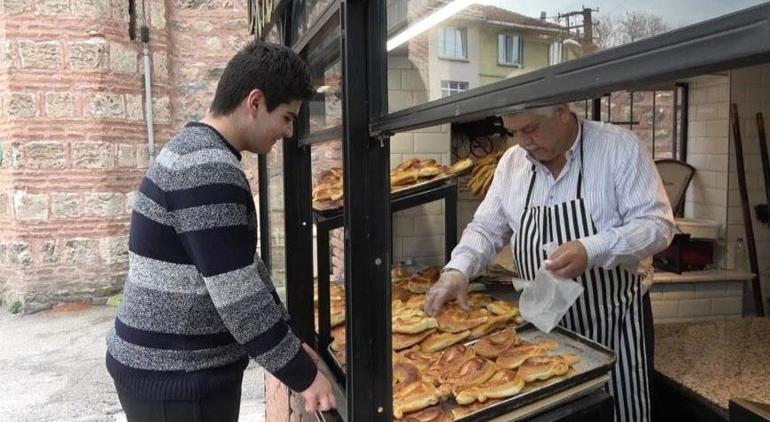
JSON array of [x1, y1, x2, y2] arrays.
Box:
[[0, 305, 266, 422]]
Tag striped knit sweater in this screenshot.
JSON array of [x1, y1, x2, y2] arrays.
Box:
[[106, 122, 316, 400]]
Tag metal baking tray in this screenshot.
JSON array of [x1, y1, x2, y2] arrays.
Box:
[[324, 322, 615, 421]]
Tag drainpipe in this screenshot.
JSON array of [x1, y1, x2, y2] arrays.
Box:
[[141, 25, 156, 164]]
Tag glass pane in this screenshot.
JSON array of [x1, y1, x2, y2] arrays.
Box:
[[302, 16, 342, 135], [267, 142, 287, 291], [291, 0, 336, 42], [386, 0, 766, 113]]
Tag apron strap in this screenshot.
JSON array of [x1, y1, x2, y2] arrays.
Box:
[[576, 121, 585, 199], [524, 164, 536, 210]]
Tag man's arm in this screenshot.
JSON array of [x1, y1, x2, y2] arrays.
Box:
[[578, 137, 675, 270]]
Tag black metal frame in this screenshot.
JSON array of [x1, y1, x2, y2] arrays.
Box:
[[257, 1, 770, 420]]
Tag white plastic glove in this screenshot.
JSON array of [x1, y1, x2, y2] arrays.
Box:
[[424, 269, 470, 316]]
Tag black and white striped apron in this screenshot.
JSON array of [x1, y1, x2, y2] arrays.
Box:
[[513, 125, 651, 422]]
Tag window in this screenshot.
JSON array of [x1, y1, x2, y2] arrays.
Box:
[[438, 27, 467, 60], [441, 80, 469, 98], [498, 33, 522, 66], [548, 41, 562, 65]]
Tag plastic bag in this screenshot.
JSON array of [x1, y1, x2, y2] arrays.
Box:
[[515, 242, 584, 333]]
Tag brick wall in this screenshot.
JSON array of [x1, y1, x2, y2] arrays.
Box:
[[0, 0, 152, 311], [0, 0, 254, 311]]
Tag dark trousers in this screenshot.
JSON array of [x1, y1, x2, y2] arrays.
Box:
[[115, 383, 241, 422], [642, 292, 655, 416]]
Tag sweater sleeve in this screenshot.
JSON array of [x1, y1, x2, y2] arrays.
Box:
[[166, 158, 316, 393]]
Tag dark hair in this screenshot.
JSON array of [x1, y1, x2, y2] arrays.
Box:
[[210, 40, 314, 115]]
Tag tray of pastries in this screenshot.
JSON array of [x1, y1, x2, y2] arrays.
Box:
[[312, 158, 474, 214], [316, 266, 616, 421]]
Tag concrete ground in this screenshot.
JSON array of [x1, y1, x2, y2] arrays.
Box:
[[0, 305, 266, 422]]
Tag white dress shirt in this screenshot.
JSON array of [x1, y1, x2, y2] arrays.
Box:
[[446, 119, 675, 283]]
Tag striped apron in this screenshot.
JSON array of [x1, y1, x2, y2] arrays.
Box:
[[513, 125, 651, 422]]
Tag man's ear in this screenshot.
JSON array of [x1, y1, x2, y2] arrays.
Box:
[[246, 89, 266, 116]]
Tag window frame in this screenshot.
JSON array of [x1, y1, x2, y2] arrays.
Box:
[[440, 80, 470, 98], [438, 26, 469, 61], [497, 32, 523, 67]]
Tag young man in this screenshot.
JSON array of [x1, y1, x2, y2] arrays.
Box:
[[425, 104, 674, 422], [106, 40, 336, 421]]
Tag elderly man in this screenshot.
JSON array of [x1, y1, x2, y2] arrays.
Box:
[[425, 104, 674, 422]]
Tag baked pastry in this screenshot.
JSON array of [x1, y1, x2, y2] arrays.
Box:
[[435, 306, 490, 333], [400, 404, 453, 422], [424, 344, 475, 383], [334, 348, 346, 366], [393, 381, 442, 419], [396, 346, 436, 372], [330, 325, 346, 352], [405, 294, 426, 309], [438, 356, 496, 390], [496, 339, 559, 370], [486, 300, 519, 317], [391, 168, 420, 187], [450, 158, 473, 174], [420, 330, 472, 353], [407, 267, 441, 294], [453, 369, 525, 405], [517, 353, 581, 383], [393, 328, 437, 351], [472, 328, 519, 358], [469, 313, 514, 339], [393, 284, 412, 302], [418, 165, 441, 178], [393, 314, 438, 334], [394, 158, 420, 173], [393, 306, 426, 321], [330, 301, 345, 327], [466, 293, 495, 308], [392, 265, 412, 282], [393, 361, 422, 396]]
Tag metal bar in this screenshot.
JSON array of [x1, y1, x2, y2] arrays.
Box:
[[371, 4, 770, 134], [652, 90, 656, 157], [292, 1, 339, 53], [730, 104, 766, 317], [672, 86, 679, 160], [444, 183, 458, 263], [282, 146, 316, 341], [313, 182, 460, 231], [680, 83, 689, 162], [591, 98, 601, 121], [341, 0, 392, 419], [298, 125, 342, 147], [317, 227, 332, 350], [258, 153, 272, 270], [629, 91, 634, 131]]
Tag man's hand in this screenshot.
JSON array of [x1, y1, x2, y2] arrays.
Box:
[[424, 269, 469, 316], [302, 343, 321, 364], [300, 371, 337, 413], [544, 241, 588, 279]]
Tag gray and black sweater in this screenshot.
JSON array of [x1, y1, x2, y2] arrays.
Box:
[[106, 122, 316, 400]]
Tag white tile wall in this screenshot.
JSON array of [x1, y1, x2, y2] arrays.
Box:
[[388, 53, 452, 265], [727, 64, 770, 307], [650, 281, 744, 324]]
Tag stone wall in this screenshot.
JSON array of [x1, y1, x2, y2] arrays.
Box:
[[0, 0, 253, 311]]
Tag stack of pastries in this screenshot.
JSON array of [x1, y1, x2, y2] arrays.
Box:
[[312, 158, 473, 209], [314, 267, 586, 420]]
